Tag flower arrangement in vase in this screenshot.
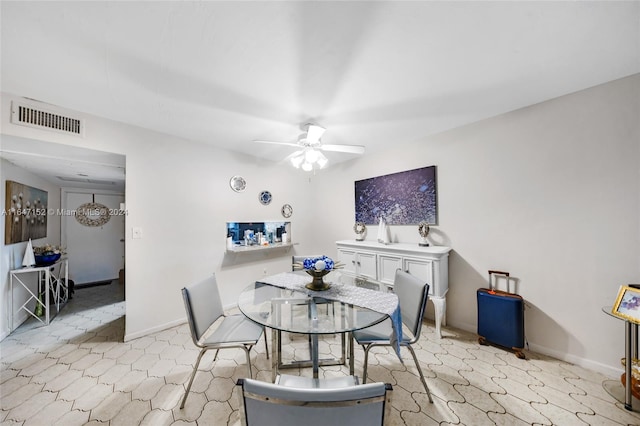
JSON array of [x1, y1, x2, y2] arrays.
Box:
[[293, 255, 343, 291], [33, 244, 66, 266]]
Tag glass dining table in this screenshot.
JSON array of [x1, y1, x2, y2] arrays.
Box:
[[238, 274, 389, 381]]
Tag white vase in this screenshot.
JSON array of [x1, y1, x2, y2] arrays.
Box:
[[377, 217, 390, 244]]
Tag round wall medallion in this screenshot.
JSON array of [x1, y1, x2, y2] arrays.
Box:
[[281, 204, 293, 218], [259, 190, 272, 205], [230, 176, 246, 192], [76, 202, 111, 227]]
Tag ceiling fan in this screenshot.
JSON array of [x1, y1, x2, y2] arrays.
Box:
[[254, 124, 365, 171]]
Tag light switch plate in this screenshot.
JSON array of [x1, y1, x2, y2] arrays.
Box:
[[132, 227, 142, 239]]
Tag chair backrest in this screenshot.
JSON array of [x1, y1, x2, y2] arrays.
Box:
[[181, 274, 225, 344], [393, 269, 429, 338], [238, 378, 391, 426]]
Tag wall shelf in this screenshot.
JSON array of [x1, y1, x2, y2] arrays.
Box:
[[226, 242, 294, 254]]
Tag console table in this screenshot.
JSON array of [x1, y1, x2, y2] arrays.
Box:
[[336, 240, 451, 338], [9, 258, 69, 331]]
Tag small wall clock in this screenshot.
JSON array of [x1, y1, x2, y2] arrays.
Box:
[[259, 190, 272, 205], [281, 204, 293, 218]]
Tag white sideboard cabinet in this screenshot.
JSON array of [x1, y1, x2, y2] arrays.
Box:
[[336, 240, 451, 338]]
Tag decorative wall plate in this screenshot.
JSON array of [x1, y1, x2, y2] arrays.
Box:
[[230, 176, 246, 192], [281, 204, 293, 218], [259, 190, 272, 205]]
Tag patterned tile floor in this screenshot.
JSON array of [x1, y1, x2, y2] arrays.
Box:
[[2, 281, 640, 425]]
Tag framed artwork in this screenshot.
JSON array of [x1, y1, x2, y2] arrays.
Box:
[[4, 180, 48, 244], [612, 285, 640, 324], [354, 165, 437, 225]]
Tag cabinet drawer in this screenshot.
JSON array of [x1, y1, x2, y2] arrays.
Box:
[[403, 257, 434, 295], [378, 254, 402, 285], [337, 249, 357, 275], [358, 251, 377, 280], [337, 248, 376, 280]]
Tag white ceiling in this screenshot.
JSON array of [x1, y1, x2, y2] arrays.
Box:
[[1, 135, 126, 192], [1, 1, 638, 187]]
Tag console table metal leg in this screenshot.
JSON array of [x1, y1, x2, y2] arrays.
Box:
[[45, 269, 51, 325], [625, 321, 634, 410], [9, 274, 14, 332]]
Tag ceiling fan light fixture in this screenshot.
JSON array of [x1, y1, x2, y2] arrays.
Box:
[[316, 151, 328, 168], [304, 148, 320, 163], [254, 123, 362, 172], [290, 154, 304, 168]]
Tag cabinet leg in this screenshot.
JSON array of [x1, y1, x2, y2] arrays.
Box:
[[432, 297, 446, 338]]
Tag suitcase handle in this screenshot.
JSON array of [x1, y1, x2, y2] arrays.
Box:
[[488, 270, 511, 292]]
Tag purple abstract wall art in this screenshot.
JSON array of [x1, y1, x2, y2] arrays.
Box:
[[354, 166, 437, 225]]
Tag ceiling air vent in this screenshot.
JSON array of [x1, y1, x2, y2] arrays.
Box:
[[56, 176, 116, 185], [11, 100, 84, 136]]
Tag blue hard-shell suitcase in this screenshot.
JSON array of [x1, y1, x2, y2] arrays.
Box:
[[477, 270, 525, 359]]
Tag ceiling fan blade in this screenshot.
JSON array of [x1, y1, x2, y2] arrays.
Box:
[[320, 144, 365, 154], [283, 150, 304, 161], [306, 124, 326, 144], [253, 140, 300, 148]]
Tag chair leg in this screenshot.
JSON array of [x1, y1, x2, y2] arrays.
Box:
[[213, 349, 220, 361], [180, 347, 208, 409], [263, 328, 269, 359], [242, 345, 253, 379], [362, 344, 371, 384], [406, 345, 433, 403]]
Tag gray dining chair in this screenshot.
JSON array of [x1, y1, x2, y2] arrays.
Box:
[[237, 376, 392, 426], [180, 274, 268, 408], [353, 268, 434, 402]]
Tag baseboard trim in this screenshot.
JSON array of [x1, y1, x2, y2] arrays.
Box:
[[124, 317, 187, 342], [448, 320, 620, 378], [76, 279, 116, 289], [122, 303, 238, 342]]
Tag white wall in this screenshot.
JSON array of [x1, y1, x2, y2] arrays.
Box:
[[312, 74, 640, 377], [0, 159, 62, 339], [62, 190, 125, 284]]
